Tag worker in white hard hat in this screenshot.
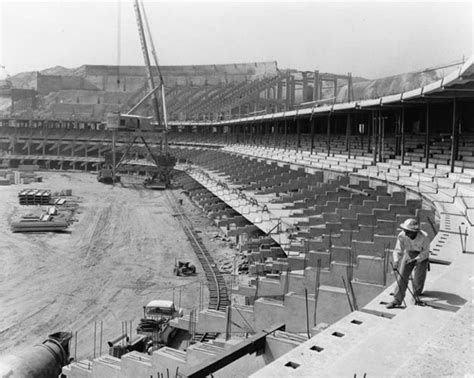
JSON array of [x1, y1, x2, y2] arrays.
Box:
[[386, 218, 431, 308]]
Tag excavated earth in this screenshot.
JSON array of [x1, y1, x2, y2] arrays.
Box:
[[0, 171, 236, 360]]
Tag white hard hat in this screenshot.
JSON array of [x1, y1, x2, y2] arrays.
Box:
[[400, 218, 420, 232]]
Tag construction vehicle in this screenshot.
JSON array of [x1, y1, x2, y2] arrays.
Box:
[[136, 300, 183, 353], [97, 165, 121, 184], [0, 332, 72, 377], [174, 260, 197, 276]]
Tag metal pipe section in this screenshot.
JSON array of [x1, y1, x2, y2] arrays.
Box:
[[0, 332, 72, 378]]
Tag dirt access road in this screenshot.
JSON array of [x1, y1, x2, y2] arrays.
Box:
[[0, 171, 235, 360]]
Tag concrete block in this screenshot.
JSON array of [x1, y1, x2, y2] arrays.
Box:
[[254, 298, 286, 331], [257, 277, 285, 297], [120, 351, 152, 378], [62, 360, 93, 378], [195, 309, 226, 333], [375, 220, 396, 235], [152, 347, 186, 376], [354, 255, 385, 285], [373, 234, 397, 252], [284, 289, 350, 333], [186, 343, 222, 368], [287, 270, 305, 294], [287, 255, 306, 270], [357, 213, 376, 226], [91, 355, 121, 378], [331, 246, 352, 263], [308, 251, 330, 268], [263, 332, 306, 364]]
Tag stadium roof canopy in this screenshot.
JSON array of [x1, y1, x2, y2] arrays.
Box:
[[172, 55, 474, 126]]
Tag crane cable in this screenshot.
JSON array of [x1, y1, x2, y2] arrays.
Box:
[[117, 0, 121, 90]]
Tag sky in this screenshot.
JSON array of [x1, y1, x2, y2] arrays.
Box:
[[0, 0, 472, 79]]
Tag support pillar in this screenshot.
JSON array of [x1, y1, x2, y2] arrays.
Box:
[[313, 71, 320, 101], [302, 72, 308, 102], [425, 103, 430, 168], [273, 120, 278, 147], [372, 111, 378, 165], [310, 117, 315, 154], [395, 113, 401, 156], [346, 113, 351, 157], [285, 74, 291, 110], [401, 106, 406, 165], [296, 118, 301, 150], [284, 119, 288, 149], [378, 111, 384, 163], [290, 77, 295, 109], [450, 98, 459, 173], [326, 113, 331, 157], [367, 112, 371, 153]]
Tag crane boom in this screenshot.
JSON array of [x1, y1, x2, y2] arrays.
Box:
[[133, 0, 162, 127]]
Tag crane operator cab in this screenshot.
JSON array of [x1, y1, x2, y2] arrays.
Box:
[[106, 112, 154, 132]]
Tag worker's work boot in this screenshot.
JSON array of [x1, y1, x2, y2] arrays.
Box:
[[386, 301, 401, 309]]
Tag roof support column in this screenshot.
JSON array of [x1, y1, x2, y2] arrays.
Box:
[[395, 113, 400, 156], [346, 113, 351, 158], [401, 105, 406, 165], [302, 72, 308, 102], [425, 103, 430, 169], [372, 111, 377, 165], [265, 122, 270, 146], [296, 118, 301, 150], [326, 113, 331, 157], [273, 120, 278, 148], [285, 74, 291, 110], [378, 110, 384, 163], [313, 71, 320, 101], [284, 119, 288, 150], [450, 98, 459, 173], [358, 113, 364, 151], [367, 112, 371, 153], [310, 117, 315, 154]]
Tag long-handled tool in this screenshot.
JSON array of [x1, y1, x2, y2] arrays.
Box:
[[390, 262, 456, 312], [389, 262, 407, 308], [391, 261, 424, 305]]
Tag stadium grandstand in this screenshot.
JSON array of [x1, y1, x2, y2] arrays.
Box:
[[1, 56, 473, 376]]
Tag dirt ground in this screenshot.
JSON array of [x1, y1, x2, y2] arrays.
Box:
[[0, 171, 237, 360]]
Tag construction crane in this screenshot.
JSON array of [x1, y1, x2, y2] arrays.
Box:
[[105, 0, 175, 189], [133, 0, 162, 128]]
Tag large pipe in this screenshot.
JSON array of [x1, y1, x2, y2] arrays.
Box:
[[0, 332, 72, 377]]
